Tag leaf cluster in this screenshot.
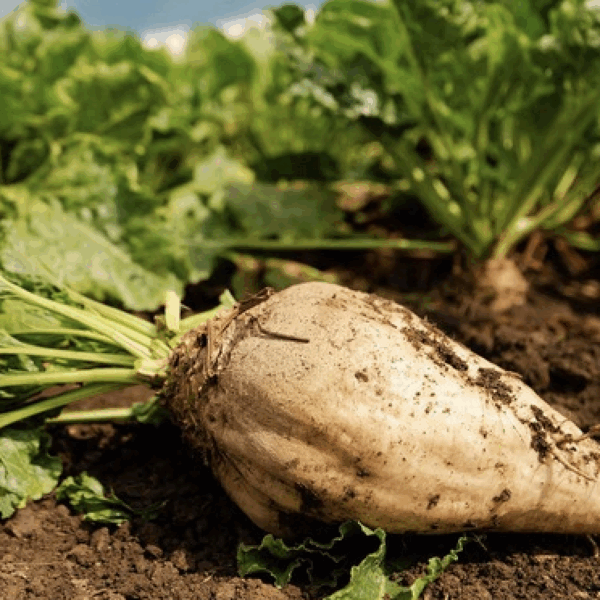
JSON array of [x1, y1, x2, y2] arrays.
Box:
[[0, 269, 228, 517], [238, 520, 468, 599], [276, 0, 600, 258]]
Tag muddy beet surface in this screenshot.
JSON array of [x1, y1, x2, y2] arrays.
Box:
[[2, 254, 600, 600]]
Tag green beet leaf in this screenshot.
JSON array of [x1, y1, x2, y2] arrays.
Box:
[[56, 472, 163, 525], [1, 197, 180, 311], [0, 426, 62, 519], [238, 520, 467, 599]]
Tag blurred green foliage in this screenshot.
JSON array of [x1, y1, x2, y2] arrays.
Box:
[[281, 0, 600, 258], [0, 0, 373, 310], [0, 0, 599, 310]]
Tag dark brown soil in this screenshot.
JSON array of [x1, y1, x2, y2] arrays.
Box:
[[2, 256, 600, 600]]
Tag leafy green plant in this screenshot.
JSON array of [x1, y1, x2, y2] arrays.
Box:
[[3, 0, 599, 315], [278, 0, 600, 260], [0, 0, 194, 308], [0, 267, 230, 521]]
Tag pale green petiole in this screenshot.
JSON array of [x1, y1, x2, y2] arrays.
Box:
[[62, 286, 157, 338], [164, 290, 180, 333], [0, 367, 139, 387], [8, 327, 121, 347], [46, 406, 143, 424], [174, 288, 236, 343], [0, 383, 129, 429], [0, 345, 136, 367], [0, 274, 157, 359]]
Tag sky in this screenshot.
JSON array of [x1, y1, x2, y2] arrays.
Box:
[[0, 0, 322, 53]]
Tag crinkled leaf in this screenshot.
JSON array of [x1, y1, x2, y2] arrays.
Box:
[[238, 521, 467, 600], [0, 426, 62, 519], [239, 534, 310, 589], [325, 523, 399, 600], [56, 472, 163, 524], [395, 535, 467, 600], [328, 533, 467, 600], [238, 521, 378, 589], [58, 58, 168, 143]]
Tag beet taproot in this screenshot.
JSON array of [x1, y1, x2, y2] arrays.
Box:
[[165, 282, 600, 537]]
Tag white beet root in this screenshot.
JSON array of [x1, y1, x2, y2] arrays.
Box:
[[166, 282, 600, 537]]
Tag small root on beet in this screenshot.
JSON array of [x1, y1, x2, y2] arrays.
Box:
[[555, 424, 600, 448], [249, 316, 311, 344], [550, 450, 597, 482]]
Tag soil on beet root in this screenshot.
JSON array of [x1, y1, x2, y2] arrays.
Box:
[[1, 256, 600, 600]]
